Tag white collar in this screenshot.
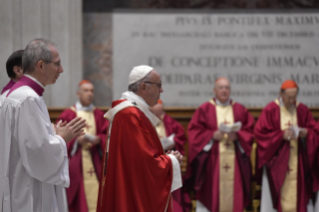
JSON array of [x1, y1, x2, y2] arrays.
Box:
[[25, 74, 45, 89], [215, 98, 230, 106], [121, 91, 160, 127], [75, 101, 94, 111]]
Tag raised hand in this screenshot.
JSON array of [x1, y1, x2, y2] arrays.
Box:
[[56, 117, 86, 143]]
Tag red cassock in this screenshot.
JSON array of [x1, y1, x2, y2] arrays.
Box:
[[57, 108, 109, 212], [162, 114, 190, 212], [186, 100, 254, 212], [97, 100, 174, 212], [254, 101, 319, 212]]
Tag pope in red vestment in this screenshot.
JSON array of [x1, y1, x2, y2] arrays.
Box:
[[255, 80, 319, 212], [97, 66, 182, 212], [57, 80, 109, 212], [187, 78, 254, 212], [150, 100, 190, 212]]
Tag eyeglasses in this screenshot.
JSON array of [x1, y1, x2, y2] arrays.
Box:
[[144, 81, 162, 88], [43, 61, 61, 68]]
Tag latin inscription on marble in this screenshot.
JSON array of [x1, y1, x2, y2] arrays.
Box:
[[113, 12, 319, 107]]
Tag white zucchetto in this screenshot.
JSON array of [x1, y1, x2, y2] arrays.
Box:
[[128, 65, 153, 85]]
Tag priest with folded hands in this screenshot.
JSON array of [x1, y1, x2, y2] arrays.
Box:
[[255, 80, 319, 212], [187, 77, 254, 212], [57, 80, 109, 212]]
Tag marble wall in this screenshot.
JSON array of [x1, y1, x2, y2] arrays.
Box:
[[0, 0, 82, 107], [83, 13, 113, 106]]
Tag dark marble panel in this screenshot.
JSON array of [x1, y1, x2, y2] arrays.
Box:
[[83, 13, 113, 106]]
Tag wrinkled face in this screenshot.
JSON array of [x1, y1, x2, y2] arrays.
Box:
[[142, 70, 163, 107], [77, 83, 94, 106], [280, 88, 298, 109], [43, 46, 63, 85], [214, 78, 231, 103], [149, 103, 164, 119]]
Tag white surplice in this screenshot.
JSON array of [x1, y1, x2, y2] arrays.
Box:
[[0, 81, 69, 211], [0, 90, 9, 109]]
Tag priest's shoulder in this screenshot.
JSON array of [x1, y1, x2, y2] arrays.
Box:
[[6, 86, 41, 103], [163, 113, 178, 124], [232, 101, 248, 110], [59, 107, 77, 119], [262, 100, 279, 113], [196, 101, 215, 111], [93, 107, 105, 116], [111, 99, 144, 121], [116, 105, 142, 119], [296, 102, 310, 111]]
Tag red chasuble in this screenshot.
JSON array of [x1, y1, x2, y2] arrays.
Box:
[[163, 114, 190, 212], [186, 99, 254, 212], [57, 108, 109, 212], [97, 100, 174, 212], [255, 101, 319, 212]]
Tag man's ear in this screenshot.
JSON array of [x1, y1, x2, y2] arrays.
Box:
[[13, 66, 23, 78], [140, 82, 147, 92], [36, 60, 44, 70]]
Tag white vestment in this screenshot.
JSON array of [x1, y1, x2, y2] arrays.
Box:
[[0, 79, 69, 212], [0, 90, 9, 109]]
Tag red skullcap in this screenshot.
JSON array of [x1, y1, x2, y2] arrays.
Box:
[[79, 80, 92, 86], [281, 80, 298, 90]]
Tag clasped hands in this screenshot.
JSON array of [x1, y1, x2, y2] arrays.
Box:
[[52, 117, 87, 143], [213, 130, 237, 142], [167, 150, 183, 164], [77, 135, 101, 149], [283, 128, 308, 141]]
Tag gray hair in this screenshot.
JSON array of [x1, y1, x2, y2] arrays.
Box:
[[22, 38, 56, 74], [128, 72, 152, 93]]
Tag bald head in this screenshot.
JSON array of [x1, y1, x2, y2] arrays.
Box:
[[214, 77, 231, 103], [77, 82, 94, 106]]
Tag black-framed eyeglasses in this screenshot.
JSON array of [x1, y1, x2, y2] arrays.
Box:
[[144, 81, 162, 88], [43, 61, 61, 68]]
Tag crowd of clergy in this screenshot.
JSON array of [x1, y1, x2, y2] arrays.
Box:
[[0, 38, 319, 212]]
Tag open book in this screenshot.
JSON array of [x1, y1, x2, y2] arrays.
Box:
[[219, 121, 242, 133]]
